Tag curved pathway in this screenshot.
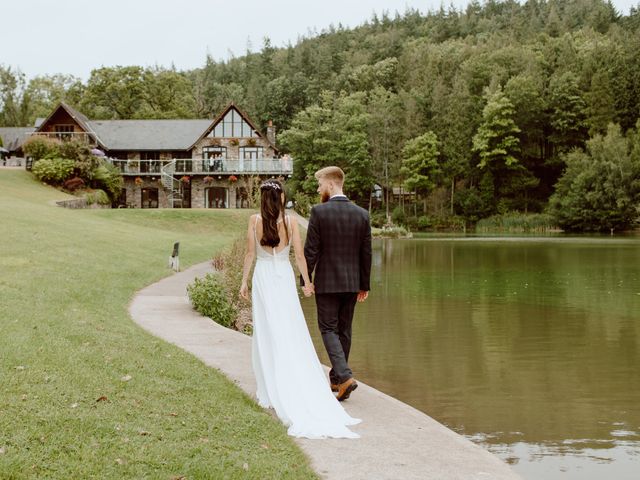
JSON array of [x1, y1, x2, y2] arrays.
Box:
[[129, 261, 522, 480]]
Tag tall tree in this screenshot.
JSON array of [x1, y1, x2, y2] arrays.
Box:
[[400, 131, 441, 213], [549, 123, 640, 232]]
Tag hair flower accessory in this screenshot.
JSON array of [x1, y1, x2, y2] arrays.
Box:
[[260, 180, 281, 191]]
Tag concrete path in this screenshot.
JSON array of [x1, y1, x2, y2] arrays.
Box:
[[129, 262, 522, 480]]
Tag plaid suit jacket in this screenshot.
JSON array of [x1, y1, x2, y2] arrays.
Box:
[[304, 196, 372, 294]]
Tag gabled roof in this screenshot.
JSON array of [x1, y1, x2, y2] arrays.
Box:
[[36, 102, 93, 134], [88, 119, 212, 151], [188, 102, 279, 152], [0, 127, 36, 151]]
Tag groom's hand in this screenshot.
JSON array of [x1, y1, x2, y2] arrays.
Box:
[[357, 290, 369, 302]]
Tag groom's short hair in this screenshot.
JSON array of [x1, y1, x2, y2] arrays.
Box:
[[315, 166, 344, 185]]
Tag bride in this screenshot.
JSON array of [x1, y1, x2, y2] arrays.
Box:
[[239, 179, 361, 439]]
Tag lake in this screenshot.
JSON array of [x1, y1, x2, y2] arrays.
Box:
[[301, 236, 640, 480]]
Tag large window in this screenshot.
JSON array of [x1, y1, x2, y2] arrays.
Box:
[[140, 152, 161, 173], [202, 146, 226, 172], [240, 147, 263, 159], [205, 187, 228, 209], [240, 147, 263, 171], [210, 108, 258, 138]]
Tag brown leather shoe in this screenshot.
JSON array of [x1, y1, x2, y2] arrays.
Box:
[[336, 378, 358, 402], [330, 383, 339, 392]]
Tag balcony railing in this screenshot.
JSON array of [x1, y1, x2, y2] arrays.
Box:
[[108, 158, 293, 175], [32, 132, 95, 143]]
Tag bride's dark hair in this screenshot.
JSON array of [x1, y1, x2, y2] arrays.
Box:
[[259, 179, 288, 248]]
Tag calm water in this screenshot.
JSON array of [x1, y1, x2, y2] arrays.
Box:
[[301, 236, 640, 480]]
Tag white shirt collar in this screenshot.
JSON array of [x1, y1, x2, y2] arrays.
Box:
[[330, 194, 347, 199]]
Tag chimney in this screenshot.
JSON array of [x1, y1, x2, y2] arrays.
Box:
[[266, 120, 276, 145]]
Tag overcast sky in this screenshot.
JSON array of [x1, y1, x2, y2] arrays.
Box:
[[1, 0, 637, 81]]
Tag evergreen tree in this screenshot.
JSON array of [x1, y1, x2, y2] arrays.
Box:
[[400, 131, 441, 213]]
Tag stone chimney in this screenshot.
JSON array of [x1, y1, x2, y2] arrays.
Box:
[[266, 120, 276, 145]]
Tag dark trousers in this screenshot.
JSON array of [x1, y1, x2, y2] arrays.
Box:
[[315, 292, 358, 384]]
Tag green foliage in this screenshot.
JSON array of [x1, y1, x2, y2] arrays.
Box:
[[549, 123, 640, 232], [475, 213, 557, 233], [293, 192, 314, 217], [280, 91, 374, 203], [401, 131, 441, 195], [548, 71, 588, 152], [92, 161, 124, 200], [454, 173, 496, 223], [417, 215, 431, 230], [22, 135, 61, 161], [473, 87, 521, 169], [187, 273, 237, 328], [391, 206, 406, 225], [31, 157, 75, 185], [84, 188, 110, 205]]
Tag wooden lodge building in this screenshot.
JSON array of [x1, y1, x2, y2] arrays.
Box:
[[1, 102, 291, 209]]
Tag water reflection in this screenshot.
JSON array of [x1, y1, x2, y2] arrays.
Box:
[[301, 237, 640, 480]]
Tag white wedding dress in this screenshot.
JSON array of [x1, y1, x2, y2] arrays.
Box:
[[251, 214, 361, 439]]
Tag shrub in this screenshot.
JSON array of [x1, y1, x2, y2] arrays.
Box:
[[92, 162, 124, 200], [22, 136, 61, 161], [370, 210, 386, 228], [373, 225, 409, 238], [32, 158, 75, 184], [63, 176, 85, 191], [84, 189, 110, 205], [293, 193, 313, 217], [417, 215, 431, 230], [405, 215, 418, 230], [187, 273, 237, 328], [58, 139, 92, 161], [391, 206, 406, 226], [73, 152, 102, 182]]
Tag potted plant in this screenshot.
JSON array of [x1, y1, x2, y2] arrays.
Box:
[[134, 176, 143, 186], [229, 175, 238, 183], [203, 175, 214, 184], [181, 175, 190, 184], [244, 138, 257, 147], [229, 138, 239, 146]]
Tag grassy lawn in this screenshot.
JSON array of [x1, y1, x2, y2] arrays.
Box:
[[0, 170, 318, 479]]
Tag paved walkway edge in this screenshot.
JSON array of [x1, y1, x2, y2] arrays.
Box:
[[129, 261, 522, 480]]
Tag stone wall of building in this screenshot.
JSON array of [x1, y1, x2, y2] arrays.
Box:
[[121, 176, 257, 209], [123, 176, 169, 208]]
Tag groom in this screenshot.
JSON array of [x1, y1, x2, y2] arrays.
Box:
[[304, 166, 372, 401]]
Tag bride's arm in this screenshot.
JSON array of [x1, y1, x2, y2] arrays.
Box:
[[291, 217, 313, 294], [239, 215, 257, 300]]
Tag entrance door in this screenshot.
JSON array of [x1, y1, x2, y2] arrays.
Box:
[[180, 181, 191, 208], [205, 187, 228, 208], [141, 188, 159, 208]]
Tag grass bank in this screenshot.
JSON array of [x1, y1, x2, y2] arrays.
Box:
[[0, 170, 317, 479]]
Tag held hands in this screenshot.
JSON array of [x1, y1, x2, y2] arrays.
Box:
[[302, 283, 315, 297], [357, 290, 369, 302]]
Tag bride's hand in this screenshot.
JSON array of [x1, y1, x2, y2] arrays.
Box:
[[303, 283, 314, 297], [240, 282, 249, 300]]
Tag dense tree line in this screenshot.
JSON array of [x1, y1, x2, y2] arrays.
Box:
[[1, 0, 640, 229]]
